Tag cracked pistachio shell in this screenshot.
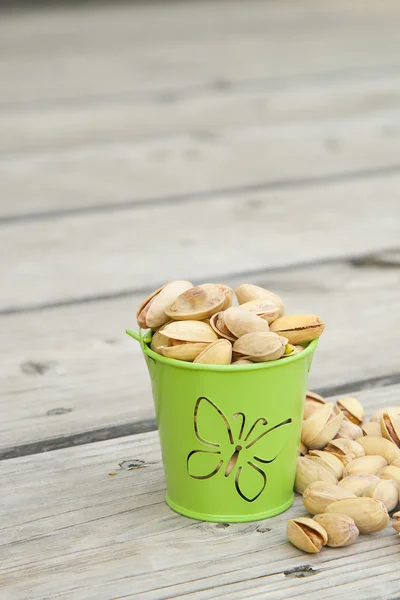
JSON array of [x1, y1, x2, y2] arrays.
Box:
[[362, 422, 383, 437], [303, 481, 356, 515], [307, 450, 344, 479], [355, 436, 400, 464], [165, 284, 226, 321], [223, 307, 270, 338], [336, 419, 363, 441], [232, 331, 287, 362], [159, 342, 210, 362], [287, 517, 328, 553], [379, 465, 400, 485], [334, 397, 364, 426], [270, 314, 325, 345], [214, 284, 234, 310], [325, 438, 365, 459], [160, 320, 218, 343], [237, 299, 280, 324], [370, 406, 400, 422], [209, 312, 237, 342], [343, 455, 387, 477], [313, 513, 359, 548], [136, 280, 193, 329], [294, 457, 337, 494], [301, 403, 344, 450], [281, 344, 303, 358], [150, 329, 170, 354], [303, 391, 326, 420], [231, 358, 253, 365], [235, 285, 285, 316], [366, 479, 399, 512], [325, 497, 389, 534], [380, 411, 400, 448], [193, 339, 232, 365], [299, 441, 308, 456], [393, 521, 400, 534], [338, 474, 381, 497]]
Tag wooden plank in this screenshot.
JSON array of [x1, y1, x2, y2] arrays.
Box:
[[2, 384, 400, 600], [1, 261, 400, 457], [1, 175, 400, 311], [2, 95, 400, 219], [1, 1, 400, 105]]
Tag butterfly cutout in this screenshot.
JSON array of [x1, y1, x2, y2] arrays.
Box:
[[187, 396, 292, 502]]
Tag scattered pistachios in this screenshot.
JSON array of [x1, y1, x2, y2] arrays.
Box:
[[136, 281, 324, 365]]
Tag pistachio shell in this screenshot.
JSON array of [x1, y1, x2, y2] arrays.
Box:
[[366, 479, 399, 511], [223, 307, 270, 338], [150, 329, 170, 354], [136, 280, 193, 329], [338, 474, 380, 496], [370, 406, 400, 422], [325, 497, 389, 534], [325, 438, 365, 460], [393, 521, 400, 534], [232, 331, 287, 362], [231, 358, 253, 365], [193, 339, 232, 365], [294, 457, 338, 494], [270, 314, 325, 344], [336, 419, 363, 441], [281, 344, 304, 359], [166, 284, 226, 321], [307, 450, 344, 479], [160, 320, 218, 343], [303, 391, 326, 420], [235, 285, 285, 316], [313, 513, 359, 547], [209, 312, 237, 342], [214, 284, 234, 310], [334, 396, 364, 425], [343, 455, 387, 477], [379, 465, 400, 485], [302, 403, 344, 450], [392, 458, 400, 468], [355, 436, 400, 464], [299, 441, 308, 456], [287, 517, 328, 553], [159, 342, 209, 361], [238, 300, 280, 324], [380, 411, 400, 448], [362, 422, 383, 437], [303, 481, 356, 515]]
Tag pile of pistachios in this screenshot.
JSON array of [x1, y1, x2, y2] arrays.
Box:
[[136, 281, 324, 365], [287, 396, 400, 552]]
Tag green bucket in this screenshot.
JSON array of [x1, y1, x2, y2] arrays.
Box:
[[127, 328, 318, 522]]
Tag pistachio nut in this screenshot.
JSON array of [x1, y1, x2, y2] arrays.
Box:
[[287, 517, 328, 553], [150, 329, 170, 354], [301, 403, 344, 450], [160, 320, 218, 343], [380, 411, 400, 448], [313, 513, 359, 548], [324, 438, 365, 461], [136, 280, 193, 329], [379, 465, 400, 485], [281, 344, 302, 358], [303, 481, 356, 515], [270, 314, 325, 345], [325, 497, 389, 534], [365, 479, 399, 512], [159, 342, 210, 361], [165, 284, 226, 321], [294, 456, 337, 494], [223, 307, 270, 338], [334, 397, 364, 426], [303, 391, 326, 420], [235, 285, 285, 316], [362, 422, 382, 437], [307, 450, 344, 479], [355, 436, 400, 464], [338, 474, 380, 497], [238, 299, 280, 324], [209, 312, 237, 342], [343, 455, 387, 477], [193, 339, 232, 365], [336, 419, 363, 441], [232, 331, 287, 362], [370, 406, 400, 422]]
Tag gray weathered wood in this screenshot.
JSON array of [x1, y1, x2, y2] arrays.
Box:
[[1, 262, 400, 457], [2, 1, 400, 106], [2, 176, 400, 311], [2, 384, 400, 600]]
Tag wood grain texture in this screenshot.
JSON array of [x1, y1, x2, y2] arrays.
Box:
[[2, 262, 400, 457], [2, 1, 400, 106], [2, 175, 400, 311], [2, 384, 400, 600]]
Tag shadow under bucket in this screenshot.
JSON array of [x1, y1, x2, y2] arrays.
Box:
[[127, 329, 318, 522]]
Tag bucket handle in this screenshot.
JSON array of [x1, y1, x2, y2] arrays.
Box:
[[126, 328, 152, 353]]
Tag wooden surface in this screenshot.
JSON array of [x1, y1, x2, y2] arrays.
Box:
[[2, 1, 400, 598]]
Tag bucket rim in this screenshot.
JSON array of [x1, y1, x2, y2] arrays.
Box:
[[126, 329, 319, 372]]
